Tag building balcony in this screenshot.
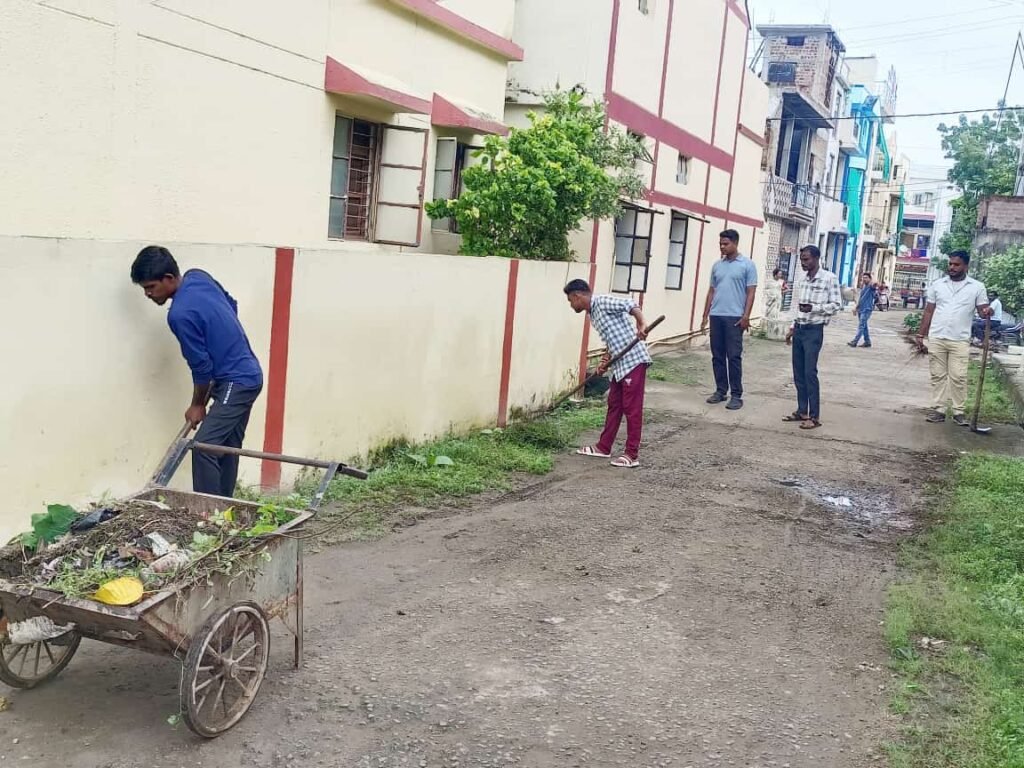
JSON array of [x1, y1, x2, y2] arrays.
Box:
[[763, 175, 818, 223], [792, 183, 819, 218], [836, 117, 859, 155], [779, 90, 835, 130], [863, 217, 888, 243]]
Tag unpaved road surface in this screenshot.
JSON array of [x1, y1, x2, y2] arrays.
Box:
[[3, 311, 1018, 767]]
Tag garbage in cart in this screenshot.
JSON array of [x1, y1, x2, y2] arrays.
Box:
[[0, 496, 300, 606], [0, 427, 368, 738]]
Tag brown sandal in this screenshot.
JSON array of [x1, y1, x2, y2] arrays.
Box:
[[782, 412, 808, 422], [799, 419, 822, 430]]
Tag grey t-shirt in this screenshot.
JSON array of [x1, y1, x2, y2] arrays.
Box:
[[710, 255, 758, 317]]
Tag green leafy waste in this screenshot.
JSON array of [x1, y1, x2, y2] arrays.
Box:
[[236, 503, 296, 538], [18, 504, 78, 550]]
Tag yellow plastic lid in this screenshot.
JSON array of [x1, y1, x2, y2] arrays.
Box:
[[93, 576, 144, 606]]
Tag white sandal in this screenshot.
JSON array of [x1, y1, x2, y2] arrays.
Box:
[[610, 456, 640, 468], [576, 446, 611, 458]]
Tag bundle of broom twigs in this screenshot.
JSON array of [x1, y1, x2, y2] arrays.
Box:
[[901, 329, 929, 356]]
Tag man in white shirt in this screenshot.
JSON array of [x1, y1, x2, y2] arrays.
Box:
[[916, 251, 991, 425], [972, 290, 1003, 344]]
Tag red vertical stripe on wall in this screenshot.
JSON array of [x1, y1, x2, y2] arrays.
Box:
[[261, 247, 295, 489], [689, 4, 732, 330], [578, 259, 599, 384], [497, 259, 520, 427]]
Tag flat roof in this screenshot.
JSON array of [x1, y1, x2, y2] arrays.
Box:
[[756, 25, 846, 53]]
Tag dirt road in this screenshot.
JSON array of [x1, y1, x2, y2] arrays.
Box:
[[4, 311, 1018, 768]]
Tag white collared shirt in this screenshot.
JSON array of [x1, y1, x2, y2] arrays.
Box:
[[990, 297, 1003, 323], [925, 276, 988, 341]]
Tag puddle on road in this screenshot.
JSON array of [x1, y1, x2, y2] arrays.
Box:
[[776, 477, 914, 531]]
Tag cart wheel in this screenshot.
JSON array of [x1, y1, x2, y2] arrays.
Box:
[[0, 631, 81, 689], [181, 602, 270, 738]]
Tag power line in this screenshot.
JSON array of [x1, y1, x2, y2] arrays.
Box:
[[767, 106, 1024, 122], [840, 17, 1020, 47]]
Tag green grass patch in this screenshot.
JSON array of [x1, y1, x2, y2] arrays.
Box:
[[968, 362, 1017, 425], [648, 355, 702, 386], [251, 402, 608, 543], [885, 454, 1024, 767]]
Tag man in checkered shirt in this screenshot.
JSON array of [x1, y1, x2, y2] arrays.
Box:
[[564, 279, 652, 468], [783, 244, 842, 430]]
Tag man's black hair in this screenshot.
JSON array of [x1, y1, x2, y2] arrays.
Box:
[[131, 245, 180, 284], [720, 229, 740, 243], [949, 250, 971, 264], [863, 271, 873, 278], [800, 244, 821, 260], [564, 279, 592, 295]]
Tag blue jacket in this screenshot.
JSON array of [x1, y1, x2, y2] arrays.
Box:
[[167, 270, 263, 388], [857, 285, 878, 315]]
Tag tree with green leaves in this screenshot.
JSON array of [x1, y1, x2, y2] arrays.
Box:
[[937, 108, 1024, 254], [426, 91, 644, 261], [981, 244, 1024, 315]]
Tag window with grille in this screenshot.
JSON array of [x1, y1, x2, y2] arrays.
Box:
[[612, 206, 653, 293], [665, 213, 688, 290], [329, 116, 378, 240], [329, 115, 428, 245]]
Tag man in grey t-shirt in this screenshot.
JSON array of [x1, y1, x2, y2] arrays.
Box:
[[700, 229, 758, 410]]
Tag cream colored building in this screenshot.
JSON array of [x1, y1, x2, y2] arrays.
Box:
[[0, 0, 575, 542], [507, 0, 769, 345]]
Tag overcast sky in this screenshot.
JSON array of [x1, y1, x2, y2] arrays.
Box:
[[748, 0, 1024, 184]]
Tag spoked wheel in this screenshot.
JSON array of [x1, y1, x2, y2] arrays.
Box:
[[181, 602, 270, 738], [0, 631, 81, 689]]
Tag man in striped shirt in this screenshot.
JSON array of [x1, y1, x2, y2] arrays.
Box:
[[565, 280, 651, 468], [784, 245, 842, 430]]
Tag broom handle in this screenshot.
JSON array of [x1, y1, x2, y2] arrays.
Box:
[[971, 317, 991, 430], [550, 315, 665, 410]]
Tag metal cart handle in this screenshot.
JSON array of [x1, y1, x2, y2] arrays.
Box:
[[151, 425, 368, 512]]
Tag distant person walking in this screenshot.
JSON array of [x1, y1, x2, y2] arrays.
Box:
[[916, 251, 991, 425], [700, 229, 758, 410], [763, 268, 788, 341], [783, 245, 842, 431], [848, 272, 878, 348]]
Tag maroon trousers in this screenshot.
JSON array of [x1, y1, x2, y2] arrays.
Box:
[[595, 364, 648, 460]]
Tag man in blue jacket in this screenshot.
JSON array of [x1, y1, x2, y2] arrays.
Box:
[[848, 272, 878, 349], [131, 246, 263, 497]]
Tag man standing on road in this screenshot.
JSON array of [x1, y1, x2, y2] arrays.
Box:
[[565, 279, 651, 469], [848, 272, 878, 349], [916, 251, 991, 426], [700, 229, 757, 411], [131, 246, 264, 496], [784, 245, 841, 431]]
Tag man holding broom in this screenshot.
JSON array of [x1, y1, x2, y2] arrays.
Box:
[[915, 250, 991, 426], [564, 280, 651, 469], [131, 245, 263, 495]]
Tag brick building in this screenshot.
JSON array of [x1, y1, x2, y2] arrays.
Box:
[[757, 25, 843, 284], [976, 196, 1024, 257]]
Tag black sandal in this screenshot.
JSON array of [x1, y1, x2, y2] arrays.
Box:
[[782, 412, 808, 422]]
